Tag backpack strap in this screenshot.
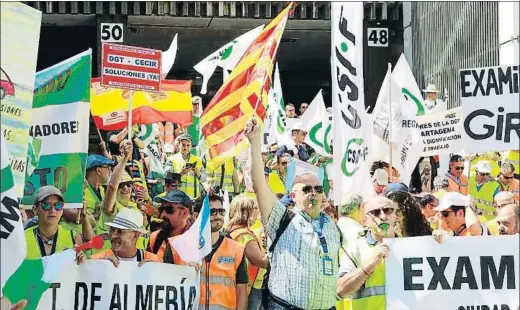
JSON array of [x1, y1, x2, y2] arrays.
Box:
[[268, 210, 296, 253]]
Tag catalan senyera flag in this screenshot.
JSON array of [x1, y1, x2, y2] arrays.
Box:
[[200, 2, 294, 166], [90, 78, 193, 131]]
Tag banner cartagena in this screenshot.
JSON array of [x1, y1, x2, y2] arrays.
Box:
[[21, 50, 92, 209], [331, 2, 373, 201], [0, 2, 42, 200], [385, 235, 520, 310]]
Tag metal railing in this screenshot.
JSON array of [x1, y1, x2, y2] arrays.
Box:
[[411, 2, 500, 109]]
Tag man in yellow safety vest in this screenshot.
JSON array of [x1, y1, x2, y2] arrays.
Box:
[[468, 161, 500, 222], [166, 134, 203, 199], [337, 196, 399, 310]]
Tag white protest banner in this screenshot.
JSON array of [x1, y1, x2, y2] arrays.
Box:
[[0, 2, 42, 199], [300, 90, 332, 156], [385, 236, 519, 310], [460, 65, 520, 153], [332, 2, 372, 202], [401, 107, 464, 156], [37, 261, 198, 309], [284, 158, 324, 190]]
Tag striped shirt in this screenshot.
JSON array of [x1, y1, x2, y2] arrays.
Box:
[[266, 200, 341, 309]]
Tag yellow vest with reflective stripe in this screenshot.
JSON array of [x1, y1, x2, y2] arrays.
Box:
[[84, 184, 105, 232], [336, 246, 352, 310], [502, 150, 520, 174], [206, 158, 235, 193], [268, 172, 286, 194], [346, 236, 385, 310], [167, 153, 202, 199], [25, 226, 76, 259], [468, 178, 499, 222]]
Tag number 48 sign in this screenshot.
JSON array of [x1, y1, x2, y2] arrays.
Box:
[[367, 28, 389, 47]]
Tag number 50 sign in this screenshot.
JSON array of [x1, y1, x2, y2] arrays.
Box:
[[367, 28, 389, 47]]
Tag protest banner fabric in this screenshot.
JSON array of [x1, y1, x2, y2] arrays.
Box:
[[331, 2, 372, 202], [0, 2, 42, 199], [200, 3, 293, 167], [90, 78, 193, 131], [460, 65, 520, 153], [300, 90, 332, 156], [194, 25, 265, 95], [385, 236, 519, 310], [3, 250, 76, 310], [161, 33, 178, 78], [401, 107, 464, 156], [0, 134, 26, 292], [284, 158, 324, 191], [392, 53, 426, 117], [21, 51, 92, 208], [6, 257, 200, 310], [263, 64, 290, 148]]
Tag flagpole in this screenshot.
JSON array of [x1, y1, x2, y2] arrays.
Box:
[[387, 63, 393, 181], [128, 90, 134, 141]]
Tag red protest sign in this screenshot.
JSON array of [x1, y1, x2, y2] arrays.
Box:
[[101, 43, 162, 92]]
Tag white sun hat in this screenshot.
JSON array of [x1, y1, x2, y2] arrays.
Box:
[[422, 83, 440, 93], [105, 208, 147, 234]]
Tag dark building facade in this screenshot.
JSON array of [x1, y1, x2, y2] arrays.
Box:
[[409, 1, 500, 109]]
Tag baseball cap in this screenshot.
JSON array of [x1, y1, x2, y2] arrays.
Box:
[[434, 192, 469, 211], [164, 171, 182, 182], [119, 172, 133, 183], [372, 169, 389, 186], [154, 190, 192, 208], [291, 122, 308, 132], [384, 182, 409, 195], [475, 160, 492, 174], [176, 133, 192, 143], [86, 154, 115, 170], [34, 185, 64, 204]]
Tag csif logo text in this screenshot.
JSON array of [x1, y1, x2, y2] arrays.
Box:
[[334, 4, 367, 177], [342, 138, 368, 176], [309, 122, 332, 153]]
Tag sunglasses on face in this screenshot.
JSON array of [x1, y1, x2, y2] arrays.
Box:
[[210, 209, 226, 216], [118, 182, 133, 189], [440, 210, 455, 217], [301, 185, 324, 194], [477, 172, 490, 177], [453, 166, 464, 171], [368, 207, 395, 217], [501, 175, 515, 180], [40, 201, 64, 211], [158, 205, 181, 215]]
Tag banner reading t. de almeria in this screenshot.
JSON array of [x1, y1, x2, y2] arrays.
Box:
[[21, 50, 92, 208]]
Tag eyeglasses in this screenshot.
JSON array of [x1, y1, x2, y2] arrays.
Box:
[[118, 182, 133, 189], [453, 166, 464, 171], [440, 210, 455, 217], [158, 206, 179, 215], [40, 201, 64, 211], [368, 207, 395, 217], [301, 185, 324, 194], [501, 175, 515, 180], [210, 209, 226, 216]]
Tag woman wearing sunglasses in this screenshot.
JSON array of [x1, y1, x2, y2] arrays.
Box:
[[24, 186, 83, 258]]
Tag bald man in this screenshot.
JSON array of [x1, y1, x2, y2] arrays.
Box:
[[496, 203, 520, 235], [484, 191, 515, 235]]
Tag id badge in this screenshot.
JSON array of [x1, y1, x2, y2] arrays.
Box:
[[322, 256, 333, 276]]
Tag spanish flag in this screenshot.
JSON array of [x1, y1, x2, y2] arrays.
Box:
[[200, 2, 293, 166], [90, 78, 193, 131]]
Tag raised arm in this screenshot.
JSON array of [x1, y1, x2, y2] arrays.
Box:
[[103, 140, 131, 215], [244, 119, 278, 222]]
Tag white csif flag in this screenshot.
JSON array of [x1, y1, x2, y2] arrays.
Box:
[[171, 195, 212, 263], [300, 89, 331, 156], [161, 33, 178, 78], [1, 134, 26, 292], [266, 64, 291, 148], [194, 25, 264, 94], [331, 2, 373, 201], [392, 53, 426, 117], [371, 64, 422, 187]]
